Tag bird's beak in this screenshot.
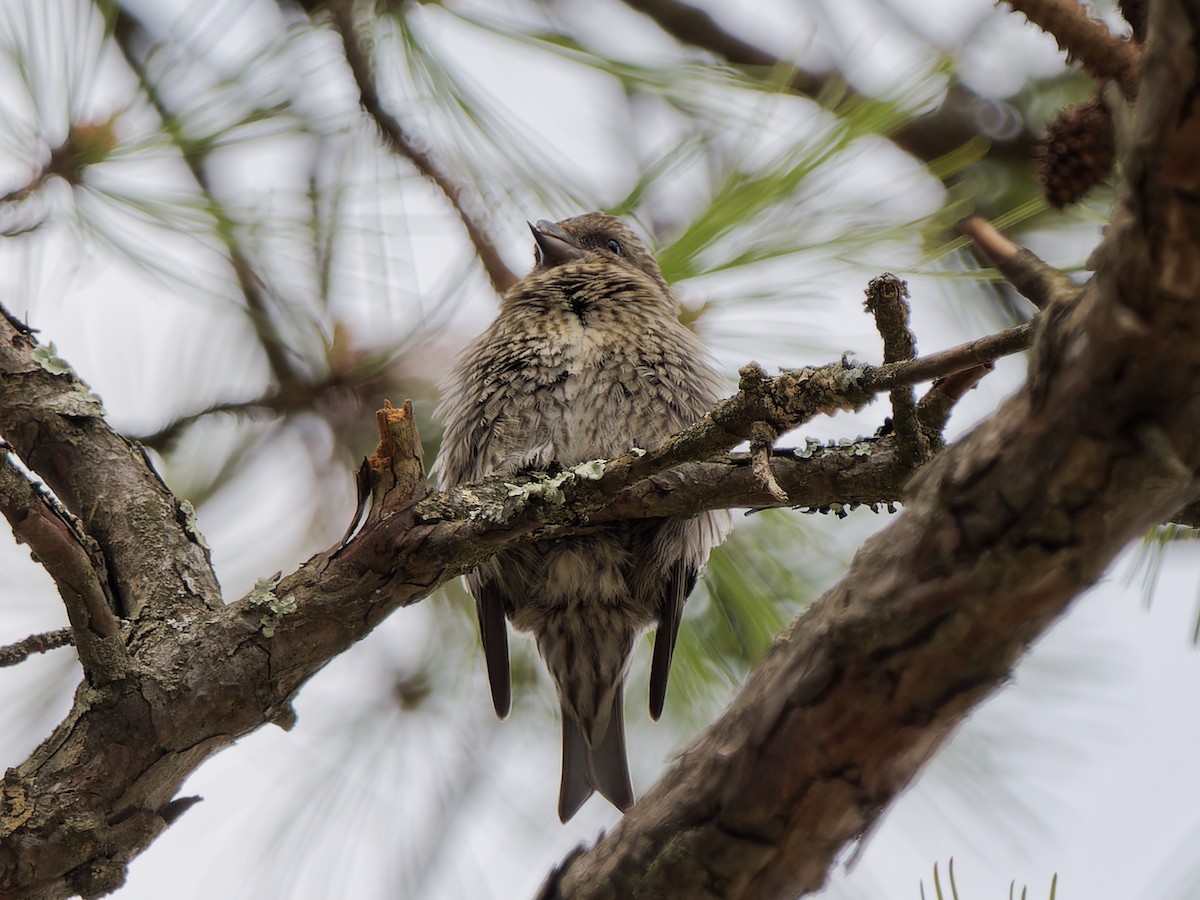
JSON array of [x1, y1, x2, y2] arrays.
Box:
[[529, 219, 584, 268]]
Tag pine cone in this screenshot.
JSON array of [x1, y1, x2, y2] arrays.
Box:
[[1035, 94, 1115, 208]]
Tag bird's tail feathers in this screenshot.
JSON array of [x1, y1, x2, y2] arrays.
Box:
[[557, 686, 634, 822]]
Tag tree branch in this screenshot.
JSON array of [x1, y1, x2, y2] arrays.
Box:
[[0, 322, 220, 621], [0, 629, 74, 669], [961, 215, 1080, 310], [1005, 0, 1142, 99], [0, 451, 124, 683]]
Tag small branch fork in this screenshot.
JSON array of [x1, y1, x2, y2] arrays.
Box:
[[864, 273, 931, 471]]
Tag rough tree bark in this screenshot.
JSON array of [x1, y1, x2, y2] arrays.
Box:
[[0, 3, 1196, 900]]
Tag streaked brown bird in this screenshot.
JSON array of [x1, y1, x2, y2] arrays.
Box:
[[435, 212, 730, 821]]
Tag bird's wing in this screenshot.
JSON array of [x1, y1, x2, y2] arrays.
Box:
[[649, 558, 697, 720], [472, 577, 512, 719]]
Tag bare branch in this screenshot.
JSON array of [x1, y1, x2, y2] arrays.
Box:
[[1004, 0, 1142, 99], [0, 451, 124, 683], [0, 628, 73, 669], [961, 216, 1080, 310], [915, 367, 990, 442], [870, 321, 1034, 390]]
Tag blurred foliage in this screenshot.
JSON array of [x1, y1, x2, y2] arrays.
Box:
[[665, 509, 837, 721], [920, 860, 1058, 900], [1128, 524, 1200, 643]]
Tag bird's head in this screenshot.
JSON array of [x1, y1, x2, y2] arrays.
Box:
[[528, 213, 670, 296]]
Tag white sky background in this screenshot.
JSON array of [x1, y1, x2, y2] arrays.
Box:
[[1, 0, 1198, 898]]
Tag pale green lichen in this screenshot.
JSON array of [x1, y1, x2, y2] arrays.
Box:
[[460, 487, 483, 520], [247, 575, 295, 637], [505, 472, 569, 506], [178, 499, 210, 550], [31, 342, 74, 376], [42, 383, 105, 417], [571, 458, 606, 480], [32, 343, 106, 415], [834, 364, 867, 391], [794, 438, 823, 460], [248, 575, 280, 604], [503, 459, 607, 508], [794, 436, 876, 460]]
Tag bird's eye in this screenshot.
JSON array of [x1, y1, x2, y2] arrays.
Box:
[[606, 238, 623, 256]]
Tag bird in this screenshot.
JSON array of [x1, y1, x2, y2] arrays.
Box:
[[434, 212, 730, 822]]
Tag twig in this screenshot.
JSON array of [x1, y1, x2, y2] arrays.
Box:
[[0, 628, 74, 668], [870, 321, 1035, 390], [0, 451, 126, 683], [593, 440, 909, 522], [132, 393, 297, 451], [341, 398, 428, 545], [1004, 0, 1141, 99], [131, 374, 356, 450], [916, 367, 993, 445], [864, 274, 930, 470], [961, 216, 1080, 310], [749, 421, 788, 502], [327, 0, 518, 295]]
